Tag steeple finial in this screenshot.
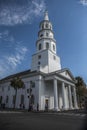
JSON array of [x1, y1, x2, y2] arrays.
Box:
[[44, 10, 49, 21]]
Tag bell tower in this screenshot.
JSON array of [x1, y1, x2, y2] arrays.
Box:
[[31, 11, 61, 73]]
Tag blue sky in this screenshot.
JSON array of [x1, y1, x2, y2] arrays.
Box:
[[0, 0, 87, 84]]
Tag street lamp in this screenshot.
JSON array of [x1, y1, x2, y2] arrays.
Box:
[[28, 81, 32, 111], [28, 81, 35, 111]]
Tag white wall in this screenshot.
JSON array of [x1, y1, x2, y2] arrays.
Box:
[[31, 50, 48, 73], [48, 50, 61, 72], [31, 50, 61, 73]]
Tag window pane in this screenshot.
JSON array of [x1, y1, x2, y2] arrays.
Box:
[[46, 33, 48, 37], [39, 44, 41, 50], [46, 24, 48, 28], [38, 55, 41, 59], [46, 42, 49, 49], [53, 45, 55, 51], [40, 34, 43, 37], [53, 55, 56, 60]]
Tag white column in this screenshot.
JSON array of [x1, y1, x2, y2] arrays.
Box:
[[73, 86, 78, 109], [68, 85, 73, 109], [62, 82, 67, 110], [54, 79, 59, 111], [8, 93, 13, 108], [36, 77, 42, 111]]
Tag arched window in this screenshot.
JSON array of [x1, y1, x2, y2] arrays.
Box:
[[46, 42, 49, 49], [38, 55, 41, 59], [39, 43, 41, 50], [40, 34, 43, 37], [53, 45, 55, 51], [38, 61, 41, 65], [46, 23, 48, 28], [46, 33, 49, 37]]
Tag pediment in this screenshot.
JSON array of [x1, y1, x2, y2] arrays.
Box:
[[58, 69, 75, 82]]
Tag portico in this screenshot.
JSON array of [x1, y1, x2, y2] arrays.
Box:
[[44, 71, 78, 111]]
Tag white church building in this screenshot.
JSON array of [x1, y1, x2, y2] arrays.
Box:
[[0, 11, 78, 111]]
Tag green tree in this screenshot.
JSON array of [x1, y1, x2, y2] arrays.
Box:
[[10, 77, 25, 108], [75, 76, 87, 108]]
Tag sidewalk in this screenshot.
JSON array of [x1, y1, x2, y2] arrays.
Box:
[[0, 108, 87, 114]]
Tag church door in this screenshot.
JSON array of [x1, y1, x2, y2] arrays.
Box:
[[45, 98, 49, 111]]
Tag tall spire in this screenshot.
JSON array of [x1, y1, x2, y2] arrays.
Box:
[[31, 10, 61, 73], [44, 10, 49, 21]]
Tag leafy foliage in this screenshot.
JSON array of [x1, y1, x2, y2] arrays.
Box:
[[75, 76, 86, 96], [10, 77, 25, 90], [10, 77, 25, 108], [75, 76, 87, 107]]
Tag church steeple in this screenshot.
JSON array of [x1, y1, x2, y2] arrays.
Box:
[[36, 11, 56, 54], [44, 10, 49, 21], [31, 11, 61, 73]]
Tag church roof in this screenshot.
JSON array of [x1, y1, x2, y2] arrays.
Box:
[[0, 68, 76, 84], [45, 68, 76, 83], [0, 69, 35, 83], [57, 68, 76, 83]]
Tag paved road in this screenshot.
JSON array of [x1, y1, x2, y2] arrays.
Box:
[[0, 112, 87, 130]]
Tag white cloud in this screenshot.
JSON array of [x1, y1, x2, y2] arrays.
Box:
[[0, 29, 28, 79], [32, 0, 45, 15], [0, 0, 46, 26], [79, 0, 87, 6], [0, 45, 28, 79], [6, 46, 28, 68], [0, 30, 15, 43], [0, 30, 9, 38]]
